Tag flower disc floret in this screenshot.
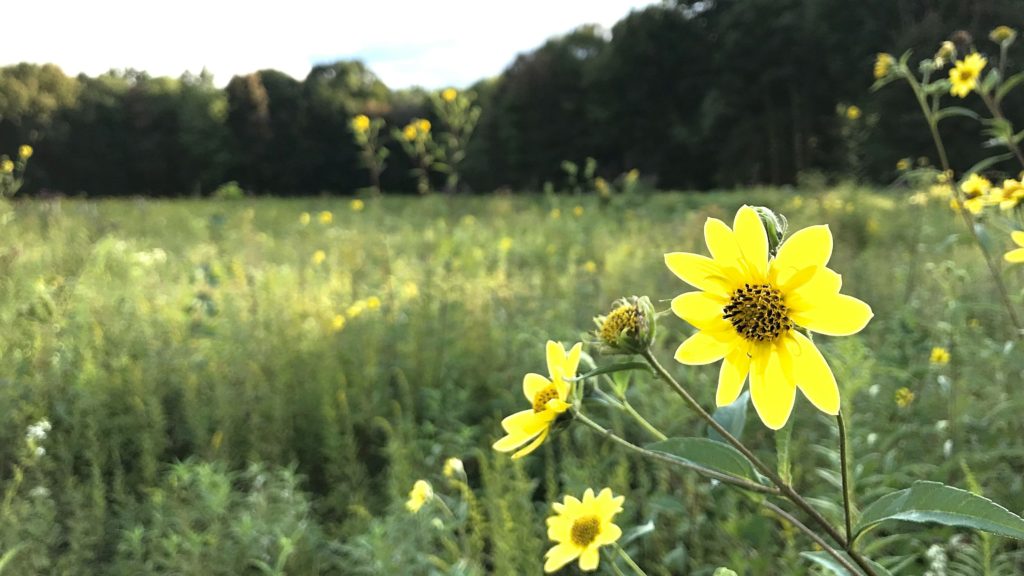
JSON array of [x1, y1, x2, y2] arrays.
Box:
[[664, 206, 873, 429]]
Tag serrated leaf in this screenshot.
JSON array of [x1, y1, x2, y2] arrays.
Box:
[[708, 391, 748, 443], [854, 481, 1024, 542], [646, 437, 764, 484], [801, 551, 893, 576]]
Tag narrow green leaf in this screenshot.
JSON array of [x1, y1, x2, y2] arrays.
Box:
[[854, 481, 1024, 542], [997, 72, 1024, 104], [934, 106, 981, 122], [801, 551, 893, 576], [646, 437, 764, 484], [708, 391, 749, 444], [962, 153, 1014, 177], [572, 362, 650, 381]]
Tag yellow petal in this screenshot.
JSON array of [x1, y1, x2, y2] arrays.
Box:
[[1013, 230, 1024, 247], [511, 426, 549, 459], [546, 341, 565, 380], [704, 217, 742, 268], [734, 206, 768, 279], [791, 332, 840, 415], [578, 546, 600, 571], [544, 543, 580, 573], [596, 522, 622, 546], [749, 346, 796, 430], [563, 342, 583, 378], [546, 515, 572, 540], [671, 291, 728, 330], [790, 294, 873, 336], [786, 268, 842, 311], [772, 225, 833, 285], [664, 252, 732, 297], [500, 409, 548, 434], [595, 489, 625, 517], [1006, 247, 1024, 263], [523, 373, 551, 402], [717, 346, 752, 406], [674, 330, 736, 365]]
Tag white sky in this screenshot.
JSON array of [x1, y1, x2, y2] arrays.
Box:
[[3, 1, 659, 88]]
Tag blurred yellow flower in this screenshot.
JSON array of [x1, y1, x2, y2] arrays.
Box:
[[936, 41, 955, 62], [347, 301, 367, 318], [896, 158, 911, 171], [949, 53, 987, 98], [874, 53, 895, 79], [550, 208, 561, 220], [331, 314, 346, 333], [667, 206, 873, 429], [299, 212, 311, 225], [895, 387, 915, 408], [963, 197, 985, 214], [366, 296, 382, 310], [846, 105, 862, 120], [350, 198, 365, 212], [416, 119, 431, 134], [991, 179, 1024, 210], [318, 210, 333, 224], [929, 184, 952, 199], [930, 346, 950, 365], [402, 124, 418, 141], [493, 341, 582, 459], [18, 145, 32, 159], [406, 480, 433, 513], [583, 260, 598, 273], [499, 237, 513, 252], [311, 250, 326, 265], [351, 114, 370, 134], [990, 25, 1017, 44], [1005, 231, 1024, 263], [961, 173, 991, 198], [442, 457, 464, 478], [0, 159, 12, 174], [402, 281, 419, 299], [573, 205, 584, 217], [543, 488, 624, 573], [441, 88, 457, 102]]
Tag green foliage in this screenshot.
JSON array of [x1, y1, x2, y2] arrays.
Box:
[[646, 438, 765, 485]]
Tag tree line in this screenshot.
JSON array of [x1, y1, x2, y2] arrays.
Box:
[[0, 0, 1020, 197]]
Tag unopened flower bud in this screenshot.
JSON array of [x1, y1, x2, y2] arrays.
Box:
[[595, 296, 656, 353], [752, 206, 788, 255], [990, 26, 1017, 45]]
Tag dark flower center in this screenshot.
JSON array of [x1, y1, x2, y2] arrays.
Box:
[[723, 283, 792, 342], [570, 515, 600, 547]]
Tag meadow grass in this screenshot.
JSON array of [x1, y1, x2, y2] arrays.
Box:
[[0, 188, 1022, 574]]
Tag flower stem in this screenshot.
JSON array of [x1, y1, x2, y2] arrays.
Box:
[[763, 501, 864, 576], [614, 544, 649, 576], [837, 411, 854, 544], [573, 411, 779, 495], [621, 398, 668, 441], [639, 350, 880, 576]]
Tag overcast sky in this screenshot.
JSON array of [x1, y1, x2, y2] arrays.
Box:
[[3, 1, 659, 88]]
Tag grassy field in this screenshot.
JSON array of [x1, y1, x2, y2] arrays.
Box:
[[0, 188, 1023, 574]]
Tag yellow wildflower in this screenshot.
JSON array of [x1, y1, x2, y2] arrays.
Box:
[[402, 281, 419, 299], [895, 387, 915, 408], [366, 296, 382, 310], [930, 346, 950, 365], [402, 124, 418, 141], [331, 314, 346, 333], [992, 179, 1024, 210], [846, 105, 862, 120], [18, 145, 32, 160], [544, 488, 624, 573], [583, 260, 598, 273], [441, 88, 457, 102], [350, 198, 365, 212], [909, 191, 929, 206], [961, 173, 991, 198], [416, 119, 431, 134], [493, 341, 582, 459], [666, 206, 873, 429], [351, 114, 370, 134], [311, 250, 326, 265], [347, 300, 367, 318], [299, 212, 311, 225], [929, 183, 952, 199], [406, 480, 433, 513], [896, 158, 911, 171], [550, 208, 561, 220], [0, 159, 12, 174], [949, 53, 987, 98], [874, 53, 895, 79], [499, 237, 513, 252], [318, 210, 333, 224], [990, 26, 1017, 45], [963, 196, 985, 214], [1005, 231, 1024, 263], [935, 41, 955, 63], [573, 205, 584, 217], [443, 457, 464, 478]]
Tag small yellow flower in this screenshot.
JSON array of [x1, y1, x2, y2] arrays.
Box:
[[18, 145, 33, 160], [896, 158, 911, 171], [311, 250, 326, 265], [416, 119, 431, 134], [550, 208, 561, 220], [667, 206, 873, 429], [573, 205, 584, 217], [544, 488, 624, 573], [992, 179, 1024, 210], [895, 387, 915, 408], [874, 53, 895, 79], [299, 212, 311, 225], [949, 53, 987, 98], [990, 26, 1017, 45], [845, 105, 862, 120], [493, 341, 582, 459], [0, 159, 12, 174], [366, 296, 382, 310], [351, 114, 370, 134], [318, 210, 333, 224], [929, 183, 952, 199], [441, 88, 457, 102], [930, 346, 950, 365], [499, 237, 513, 252], [402, 281, 419, 299], [963, 196, 985, 214], [350, 198, 365, 212], [961, 173, 991, 198], [1005, 231, 1024, 263], [331, 314, 346, 333], [403, 124, 418, 141], [583, 260, 598, 273], [347, 300, 367, 318], [406, 480, 433, 513], [442, 457, 464, 478], [935, 41, 955, 62]]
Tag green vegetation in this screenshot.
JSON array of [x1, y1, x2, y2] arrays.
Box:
[[1, 188, 1023, 573]]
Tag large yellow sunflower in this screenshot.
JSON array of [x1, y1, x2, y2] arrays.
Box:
[[665, 206, 873, 429], [544, 487, 624, 573], [493, 341, 582, 459]]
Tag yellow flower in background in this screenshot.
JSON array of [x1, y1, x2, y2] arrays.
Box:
[[573, 205, 584, 217], [666, 206, 873, 429], [402, 124, 418, 141], [992, 179, 1024, 210], [416, 119, 431, 134], [443, 457, 464, 478], [550, 208, 561, 220], [406, 480, 433, 513], [963, 196, 985, 214], [350, 198, 365, 212], [299, 212, 311, 225], [930, 346, 950, 365], [351, 114, 370, 134], [347, 300, 367, 318], [1005, 231, 1024, 263], [949, 53, 987, 98], [961, 173, 991, 198], [311, 250, 326, 265], [441, 88, 457, 102], [493, 341, 582, 459], [846, 105, 862, 120], [895, 387, 915, 408], [990, 26, 1017, 45], [331, 314, 346, 333], [499, 237, 513, 252], [318, 210, 333, 224], [874, 53, 895, 79], [896, 158, 911, 171], [402, 281, 419, 299], [544, 488, 624, 573], [929, 183, 952, 199], [950, 197, 963, 213], [366, 296, 382, 310], [18, 145, 33, 159], [583, 260, 598, 273], [0, 159, 12, 174]]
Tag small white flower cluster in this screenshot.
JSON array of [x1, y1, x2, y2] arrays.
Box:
[[26, 418, 52, 457], [923, 543, 948, 576]]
